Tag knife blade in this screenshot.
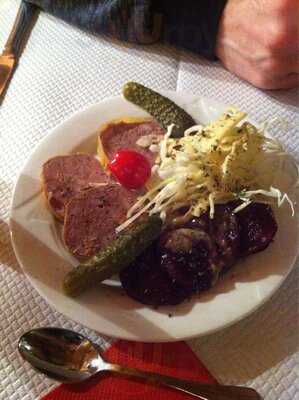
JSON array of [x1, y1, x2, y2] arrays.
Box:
[[0, 1, 38, 103]]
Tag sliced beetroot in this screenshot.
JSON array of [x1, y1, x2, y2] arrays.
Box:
[[185, 204, 240, 274], [121, 204, 241, 306], [159, 228, 216, 292], [120, 241, 215, 307], [161, 250, 214, 294], [160, 228, 212, 254], [120, 244, 191, 306], [120, 202, 277, 307], [237, 203, 278, 256], [209, 205, 241, 272]]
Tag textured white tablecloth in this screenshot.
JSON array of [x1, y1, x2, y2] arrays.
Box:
[[0, 1, 298, 399]]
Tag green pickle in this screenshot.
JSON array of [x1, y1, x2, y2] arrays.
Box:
[[63, 216, 162, 297], [123, 81, 195, 138]]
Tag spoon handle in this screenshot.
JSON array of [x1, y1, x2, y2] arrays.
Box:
[[106, 363, 262, 400]]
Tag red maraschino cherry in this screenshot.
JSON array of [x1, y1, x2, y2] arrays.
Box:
[[108, 149, 151, 190]]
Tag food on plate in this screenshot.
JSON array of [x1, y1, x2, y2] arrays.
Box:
[[237, 202, 278, 256], [120, 203, 237, 306], [120, 202, 278, 306], [64, 184, 138, 259], [117, 106, 294, 232], [63, 215, 162, 297], [123, 81, 196, 138], [41, 82, 296, 307], [108, 150, 151, 189], [98, 118, 164, 168], [42, 154, 109, 221], [120, 241, 194, 307]]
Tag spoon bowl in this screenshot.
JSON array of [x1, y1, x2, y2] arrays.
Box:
[[19, 327, 262, 400], [18, 328, 107, 383]]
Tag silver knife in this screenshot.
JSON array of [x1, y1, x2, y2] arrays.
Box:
[[0, 1, 38, 104]]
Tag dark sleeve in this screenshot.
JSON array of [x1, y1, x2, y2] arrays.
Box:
[[25, 0, 226, 58], [154, 0, 227, 59], [25, 0, 162, 44]]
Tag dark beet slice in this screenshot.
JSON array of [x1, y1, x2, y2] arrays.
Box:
[[237, 203, 278, 256], [120, 244, 191, 306], [160, 228, 212, 253], [161, 251, 214, 294], [159, 228, 216, 293], [209, 205, 241, 272], [185, 204, 240, 274], [120, 241, 215, 307]]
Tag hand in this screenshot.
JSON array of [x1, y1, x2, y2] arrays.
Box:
[[215, 0, 299, 89]]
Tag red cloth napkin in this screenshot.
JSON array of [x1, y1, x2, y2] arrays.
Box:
[[42, 340, 217, 400]]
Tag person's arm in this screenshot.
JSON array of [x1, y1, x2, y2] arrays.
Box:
[[26, 0, 299, 89], [26, 0, 227, 57], [25, 0, 162, 44], [216, 0, 299, 89]]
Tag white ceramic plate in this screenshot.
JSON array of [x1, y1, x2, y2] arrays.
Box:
[[10, 92, 299, 342]]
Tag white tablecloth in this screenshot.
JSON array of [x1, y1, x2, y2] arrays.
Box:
[[0, 1, 298, 399]]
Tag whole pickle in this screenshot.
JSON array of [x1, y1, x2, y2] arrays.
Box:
[[123, 81, 195, 138]]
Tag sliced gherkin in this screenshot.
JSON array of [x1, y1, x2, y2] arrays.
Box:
[[63, 216, 162, 297], [123, 82, 195, 138]]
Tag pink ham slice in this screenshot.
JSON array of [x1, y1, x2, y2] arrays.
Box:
[[42, 154, 109, 221]]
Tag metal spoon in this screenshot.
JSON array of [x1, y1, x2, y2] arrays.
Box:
[[19, 328, 261, 400]]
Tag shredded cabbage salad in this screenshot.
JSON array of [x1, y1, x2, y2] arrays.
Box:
[[116, 107, 298, 233]]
